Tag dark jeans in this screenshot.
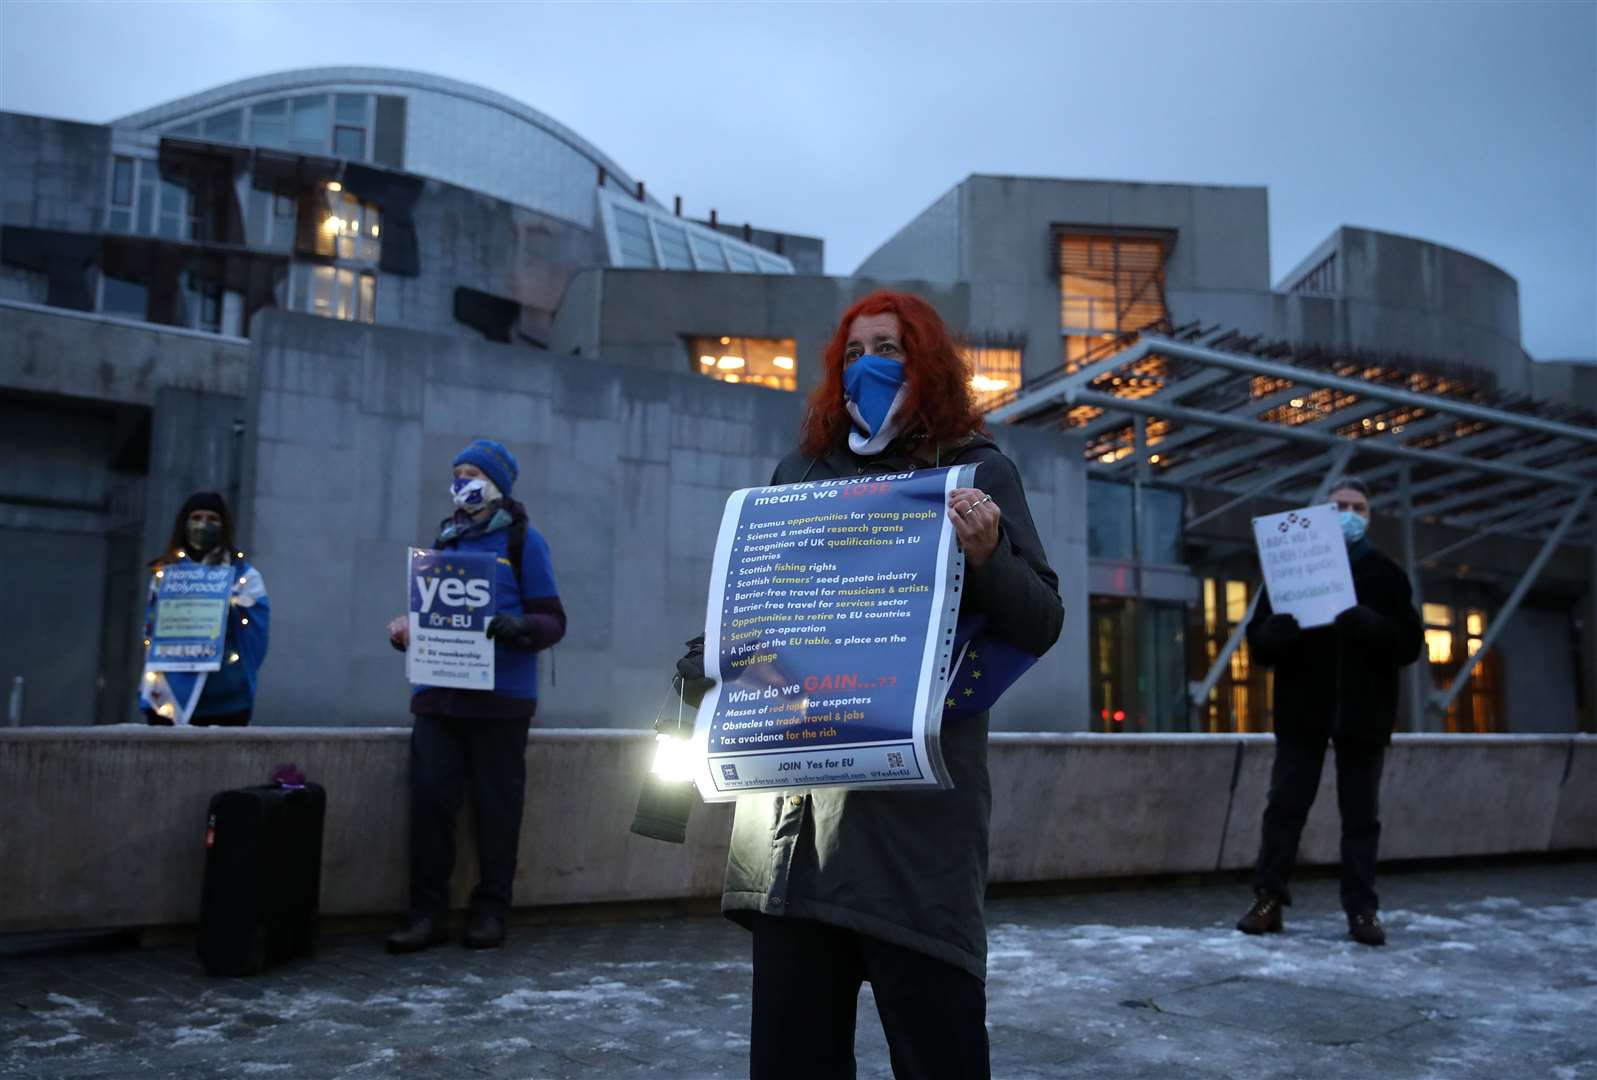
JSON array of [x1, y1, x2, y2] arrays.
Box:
[[144, 708, 251, 727], [749, 914, 989, 1080], [1253, 736, 1386, 914], [408, 713, 531, 919]]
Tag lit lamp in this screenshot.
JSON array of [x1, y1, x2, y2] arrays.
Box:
[[630, 676, 701, 844]]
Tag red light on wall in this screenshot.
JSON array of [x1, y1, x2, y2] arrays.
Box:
[[1100, 709, 1110, 720], [1112, 710, 1126, 723]]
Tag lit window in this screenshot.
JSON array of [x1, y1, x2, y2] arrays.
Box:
[[687, 336, 797, 391], [962, 346, 1022, 410], [1225, 581, 1249, 625], [1425, 628, 1454, 665], [315, 189, 381, 262], [1058, 233, 1168, 372], [293, 264, 376, 324]]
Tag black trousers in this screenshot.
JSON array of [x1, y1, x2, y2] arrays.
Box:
[[749, 914, 989, 1080], [408, 713, 531, 919], [1252, 735, 1386, 914]]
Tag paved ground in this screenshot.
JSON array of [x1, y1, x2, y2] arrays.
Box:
[[2, 861, 1594, 1080]]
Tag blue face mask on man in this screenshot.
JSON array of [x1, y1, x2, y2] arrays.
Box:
[[1339, 509, 1368, 544], [843, 354, 908, 455]]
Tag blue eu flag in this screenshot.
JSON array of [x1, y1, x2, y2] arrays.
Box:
[[943, 613, 1037, 716]]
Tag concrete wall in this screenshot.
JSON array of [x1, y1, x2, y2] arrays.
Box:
[[241, 310, 1088, 732], [550, 268, 971, 398], [0, 300, 250, 405], [1, 729, 1588, 933], [379, 176, 600, 342]]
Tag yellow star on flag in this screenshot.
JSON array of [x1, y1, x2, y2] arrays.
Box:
[[963, 687, 975, 697], [946, 697, 955, 708], [972, 670, 983, 679]]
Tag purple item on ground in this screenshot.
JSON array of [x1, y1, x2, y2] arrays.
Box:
[[271, 763, 307, 789]]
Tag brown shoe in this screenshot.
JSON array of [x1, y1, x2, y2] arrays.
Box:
[[1347, 911, 1386, 947], [1236, 891, 1284, 935]]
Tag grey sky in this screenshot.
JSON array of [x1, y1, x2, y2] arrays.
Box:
[[3, 0, 1592, 360]]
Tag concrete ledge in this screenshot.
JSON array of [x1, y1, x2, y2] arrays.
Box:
[[1, 728, 1590, 933]]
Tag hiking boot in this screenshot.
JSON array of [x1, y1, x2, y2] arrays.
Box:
[[1347, 911, 1387, 947], [385, 913, 449, 954], [463, 911, 507, 949], [1236, 891, 1284, 935]]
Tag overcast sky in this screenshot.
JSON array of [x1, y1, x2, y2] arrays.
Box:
[[2, 1, 1592, 359]]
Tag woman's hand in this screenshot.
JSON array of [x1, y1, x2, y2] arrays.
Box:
[[387, 615, 409, 651], [948, 487, 1001, 567]]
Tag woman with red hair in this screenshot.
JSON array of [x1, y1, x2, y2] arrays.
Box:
[[682, 290, 1063, 1079]]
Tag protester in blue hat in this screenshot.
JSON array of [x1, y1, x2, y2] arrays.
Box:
[[384, 438, 566, 953]]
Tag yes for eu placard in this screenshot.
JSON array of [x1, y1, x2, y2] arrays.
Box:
[[1251, 503, 1357, 628], [406, 548, 496, 690], [147, 564, 235, 672], [689, 465, 975, 801]]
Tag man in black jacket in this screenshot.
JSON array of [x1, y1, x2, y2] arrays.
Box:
[[1237, 476, 1423, 946]]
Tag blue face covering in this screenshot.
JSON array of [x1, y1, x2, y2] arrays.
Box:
[[843, 354, 907, 454], [1339, 509, 1368, 545]]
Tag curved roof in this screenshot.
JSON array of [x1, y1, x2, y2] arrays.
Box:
[[111, 66, 643, 200]]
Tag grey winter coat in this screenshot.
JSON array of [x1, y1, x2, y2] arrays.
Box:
[[719, 434, 1064, 980]]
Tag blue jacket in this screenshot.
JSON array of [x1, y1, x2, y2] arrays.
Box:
[[411, 501, 565, 719], [140, 558, 270, 722]]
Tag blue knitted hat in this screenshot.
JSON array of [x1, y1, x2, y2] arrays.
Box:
[[452, 438, 518, 497]]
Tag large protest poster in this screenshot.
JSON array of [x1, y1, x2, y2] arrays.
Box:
[[690, 465, 976, 802], [1251, 504, 1357, 628], [406, 548, 496, 690], [147, 564, 235, 672]]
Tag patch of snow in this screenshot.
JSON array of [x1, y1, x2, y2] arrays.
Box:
[[44, 993, 105, 1019], [171, 1024, 226, 1046], [482, 1036, 533, 1052], [12, 1032, 84, 1049]]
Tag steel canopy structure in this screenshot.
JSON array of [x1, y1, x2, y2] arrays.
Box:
[[989, 327, 1597, 725]]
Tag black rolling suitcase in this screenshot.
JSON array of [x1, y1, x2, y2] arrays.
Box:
[[197, 771, 326, 976]]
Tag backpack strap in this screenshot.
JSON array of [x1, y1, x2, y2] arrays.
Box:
[[507, 515, 527, 593]]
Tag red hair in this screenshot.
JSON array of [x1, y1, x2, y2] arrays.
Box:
[[799, 290, 983, 458]]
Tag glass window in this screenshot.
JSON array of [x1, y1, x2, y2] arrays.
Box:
[[110, 157, 133, 206], [333, 126, 365, 159], [335, 94, 368, 123], [359, 272, 376, 323], [686, 335, 798, 391], [290, 95, 328, 152], [1139, 486, 1184, 565], [689, 233, 728, 271], [135, 160, 157, 235], [168, 121, 199, 137], [611, 206, 657, 268], [962, 346, 1022, 410], [250, 99, 288, 148], [202, 109, 242, 143], [653, 222, 693, 269], [108, 209, 131, 232], [1087, 480, 1134, 560], [102, 276, 148, 319], [1059, 233, 1168, 374], [726, 245, 758, 273]]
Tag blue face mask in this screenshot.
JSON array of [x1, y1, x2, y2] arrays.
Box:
[[1339, 510, 1368, 545], [843, 355, 907, 450]]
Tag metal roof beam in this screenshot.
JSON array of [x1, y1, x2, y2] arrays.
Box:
[[1068, 389, 1591, 489], [1139, 335, 1597, 446], [989, 338, 1156, 423]]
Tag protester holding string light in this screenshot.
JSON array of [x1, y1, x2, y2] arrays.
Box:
[[139, 492, 270, 727]]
